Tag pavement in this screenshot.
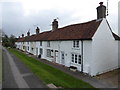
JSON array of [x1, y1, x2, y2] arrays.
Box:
[[2, 47, 47, 89], [95, 69, 120, 88], [0, 83, 2, 90]]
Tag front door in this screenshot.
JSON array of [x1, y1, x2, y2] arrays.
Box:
[[61, 52, 65, 65], [54, 50, 58, 62]]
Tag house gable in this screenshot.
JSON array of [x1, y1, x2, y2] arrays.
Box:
[[92, 18, 115, 40], [91, 18, 118, 76]]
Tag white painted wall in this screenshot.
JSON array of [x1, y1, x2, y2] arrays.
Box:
[[118, 2, 120, 68], [43, 41, 59, 62], [91, 18, 118, 76], [25, 42, 30, 53], [16, 19, 119, 76], [30, 42, 36, 55], [60, 41, 81, 69], [15, 42, 20, 49], [37, 40, 82, 71], [83, 41, 92, 74], [118, 41, 120, 68]]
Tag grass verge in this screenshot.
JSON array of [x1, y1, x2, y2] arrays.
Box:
[[8, 48, 94, 88]]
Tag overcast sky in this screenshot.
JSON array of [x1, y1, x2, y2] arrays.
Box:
[[1, 0, 120, 37]]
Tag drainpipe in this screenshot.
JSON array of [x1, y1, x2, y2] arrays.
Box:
[[81, 40, 83, 72]]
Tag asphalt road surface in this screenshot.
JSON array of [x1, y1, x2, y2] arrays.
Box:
[[2, 47, 47, 89]]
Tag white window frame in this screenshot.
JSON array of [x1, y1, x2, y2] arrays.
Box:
[[78, 55, 81, 64], [39, 48, 43, 55], [28, 46, 29, 50], [73, 40, 79, 48], [71, 54, 81, 64], [40, 41, 42, 46], [47, 41, 50, 47], [46, 49, 51, 57]]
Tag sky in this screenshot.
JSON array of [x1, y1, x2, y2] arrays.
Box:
[[1, 0, 120, 37], [118, 1, 120, 36]]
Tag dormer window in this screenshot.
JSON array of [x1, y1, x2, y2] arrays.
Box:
[[73, 41, 79, 48]]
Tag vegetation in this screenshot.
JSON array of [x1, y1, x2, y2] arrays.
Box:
[[2, 34, 17, 48], [9, 48, 94, 88]]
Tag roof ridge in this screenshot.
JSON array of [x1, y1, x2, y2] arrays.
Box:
[[16, 19, 102, 42], [57, 19, 97, 30]]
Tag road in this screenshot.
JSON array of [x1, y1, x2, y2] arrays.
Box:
[[2, 47, 47, 89]]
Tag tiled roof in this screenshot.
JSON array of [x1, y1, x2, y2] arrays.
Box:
[[17, 19, 102, 42], [112, 32, 120, 40], [17, 37, 25, 42], [47, 19, 101, 40]]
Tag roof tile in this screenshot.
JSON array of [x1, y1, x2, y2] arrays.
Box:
[[17, 19, 102, 42]]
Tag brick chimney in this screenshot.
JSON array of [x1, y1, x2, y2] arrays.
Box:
[[27, 31, 30, 36], [96, 2, 106, 19], [36, 27, 40, 34], [22, 34, 24, 37], [52, 19, 58, 31]]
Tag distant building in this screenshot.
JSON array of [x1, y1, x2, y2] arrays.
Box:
[[15, 2, 120, 76]]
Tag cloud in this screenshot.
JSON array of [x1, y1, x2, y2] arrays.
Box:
[[1, 0, 119, 37], [2, 2, 25, 36], [2, 2, 79, 37]]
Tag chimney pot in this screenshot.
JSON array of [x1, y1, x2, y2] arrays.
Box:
[[27, 31, 30, 36], [36, 27, 40, 34], [97, 2, 106, 19], [52, 19, 58, 31], [22, 34, 24, 37], [99, 2, 103, 5]]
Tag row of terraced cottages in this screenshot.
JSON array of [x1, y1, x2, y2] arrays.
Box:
[[15, 2, 120, 76]]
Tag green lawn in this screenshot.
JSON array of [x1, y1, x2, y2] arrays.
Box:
[[9, 48, 94, 88]]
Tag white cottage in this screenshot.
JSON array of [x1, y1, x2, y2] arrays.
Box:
[[15, 2, 120, 76]]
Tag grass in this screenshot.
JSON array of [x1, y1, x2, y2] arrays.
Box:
[[8, 48, 94, 88]]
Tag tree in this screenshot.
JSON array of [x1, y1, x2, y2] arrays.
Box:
[[9, 34, 17, 48], [2, 34, 10, 47], [2, 33, 17, 48]]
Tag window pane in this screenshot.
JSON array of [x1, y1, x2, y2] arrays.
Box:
[[78, 55, 81, 64], [73, 41, 79, 48], [73, 41, 75, 47], [77, 41, 79, 48], [72, 54, 74, 62], [47, 49, 51, 57], [40, 48, 43, 54], [75, 55, 77, 63], [62, 54, 64, 59], [47, 41, 50, 47], [40, 41, 42, 46]]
